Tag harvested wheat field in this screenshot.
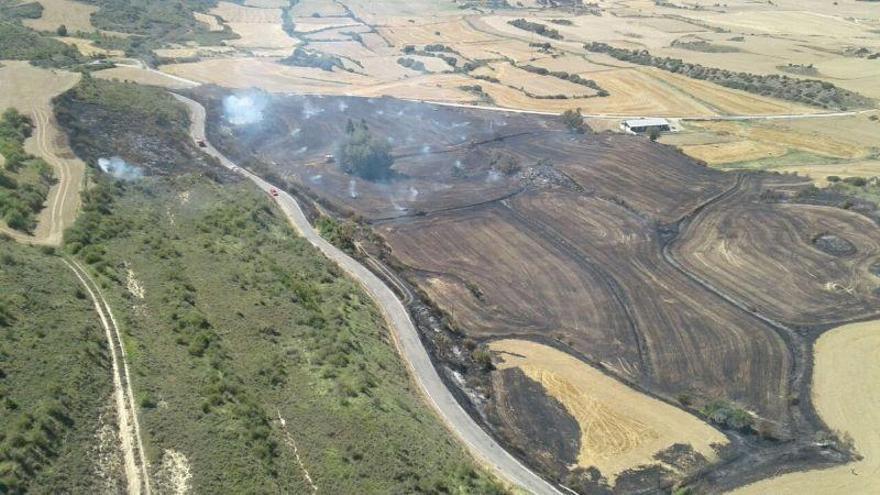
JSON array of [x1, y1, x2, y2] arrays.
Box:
[[95, 65, 199, 90], [23, 0, 96, 33], [731, 319, 880, 494], [209, 1, 298, 49], [490, 339, 727, 483], [0, 62, 85, 245], [682, 140, 788, 165]]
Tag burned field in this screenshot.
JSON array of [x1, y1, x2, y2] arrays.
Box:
[[197, 88, 880, 493]]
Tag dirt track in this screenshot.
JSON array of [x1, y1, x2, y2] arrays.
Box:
[[63, 258, 151, 495], [730, 319, 880, 494], [0, 62, 85, 246], [173, 93, 563, 495]]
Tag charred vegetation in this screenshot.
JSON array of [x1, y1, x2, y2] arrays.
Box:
[[194, 87, 878, 494]]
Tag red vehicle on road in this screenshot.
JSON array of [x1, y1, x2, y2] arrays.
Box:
[[197, 140, 207, 148], [270, 188, 279, 197]]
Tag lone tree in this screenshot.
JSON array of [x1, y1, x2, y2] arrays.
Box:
[[338, 119, 393, 180], [561, 108, 585, 133]]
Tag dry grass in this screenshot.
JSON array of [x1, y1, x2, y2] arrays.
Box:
[[56, 37, 124, 57], [23, 0, 96, 33], [774, 161, 880, 186], [691, 119, 880, 161], [682, 140, 788, 165], [289, 0, 348, 17], [193, 12, 224, 32], [488, 62, 599, 98], [154, 46, 235, 59], [490, 339, 727, 482], [653, 70, 817, 116], [209, 1, 298, 49], [731, 319, 880, 494], [94, 66, 198, 90]]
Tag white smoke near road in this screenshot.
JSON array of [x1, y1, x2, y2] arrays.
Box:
[[338, 101, 348, 112], [223, 92, 267, 125], [348, 179, 358, 198], [98, 157, 143, 181], [409, 186, 419, 200]]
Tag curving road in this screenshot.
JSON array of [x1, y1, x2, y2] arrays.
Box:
[[173, 93, 562, 495]]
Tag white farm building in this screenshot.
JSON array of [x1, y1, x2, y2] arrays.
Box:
[[621, 118, 672, 134]]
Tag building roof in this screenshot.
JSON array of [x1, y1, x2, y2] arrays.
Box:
[[623, 118, 670, 127]]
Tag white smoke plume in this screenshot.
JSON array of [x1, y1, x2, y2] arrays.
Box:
[[223, 92, 268, 125], [348, 179, 358, 198], [98, 157, 143, 181]]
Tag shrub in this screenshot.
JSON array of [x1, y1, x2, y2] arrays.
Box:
[[561, 108, 585, 133]]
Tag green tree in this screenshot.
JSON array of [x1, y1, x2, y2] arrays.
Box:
[[561, 108, 585, 133], [338, 119, 394, 180], [56, 24, 67, 37]]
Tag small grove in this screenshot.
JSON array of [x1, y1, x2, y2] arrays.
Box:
[[0, 109, 55, 232]]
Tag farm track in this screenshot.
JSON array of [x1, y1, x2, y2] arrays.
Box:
[[63, 258, 151, 495], [1, 107, 84, 246], [174, 93, 563, 495]]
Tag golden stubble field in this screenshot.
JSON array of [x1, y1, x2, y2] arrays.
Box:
[[145, 0, 879, 124], [730, 319, 880, 494], [491, 339, 727, 483]]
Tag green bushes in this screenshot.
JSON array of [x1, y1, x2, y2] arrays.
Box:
[[280, 47, 346, 72], [0, 22, 82, 68], [701, 400, 754, 431], [561, 108, 586, 133], [508, 19, 563, 40], [397, 57, 427, 72], [0, 238, 111, 493], [0, 109, 55, 232], [315, 215, 357, 252]]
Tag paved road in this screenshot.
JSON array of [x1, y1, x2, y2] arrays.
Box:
[[173, 93, 563, 495]]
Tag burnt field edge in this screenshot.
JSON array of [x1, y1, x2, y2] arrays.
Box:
[[191, 88, 869, 494]]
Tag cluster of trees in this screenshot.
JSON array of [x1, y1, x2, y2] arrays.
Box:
[[337, 119, 394, 181], [701, 400, 754, 431], [397, 57, 427, 72], [584, 42, 873, 110], [519, 64, 609, 96], [0, 109, 54, 232], [402, 45, 458, 69], [281, 47, 345, 72], [561, 108, 586, 133], [508, 19, 563, 40]]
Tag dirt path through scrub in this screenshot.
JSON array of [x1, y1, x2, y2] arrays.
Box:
[[63, 258, 152, 495], [730, 320, 880, 494]]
